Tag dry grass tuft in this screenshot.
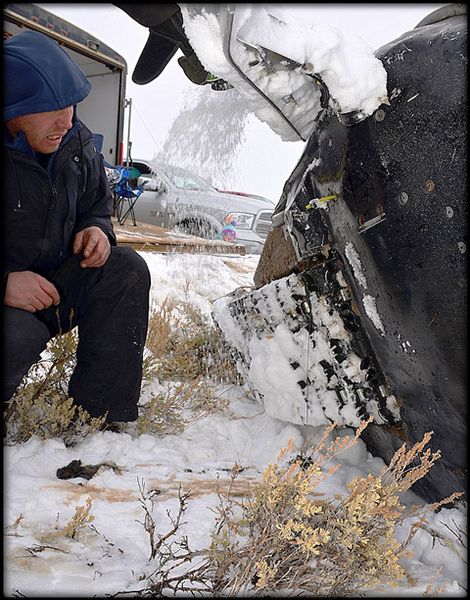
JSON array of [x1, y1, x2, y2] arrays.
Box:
[[4, 329, 105, 445], [143, 298, 242, 385], [55, 496, 95, 540], [136, 378, 228, 436]]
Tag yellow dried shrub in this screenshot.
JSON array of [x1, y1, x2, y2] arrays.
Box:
[[207, 419, 462, 597], [4, 329, 105, 445], [136, 379, 228, 436], [143, 298, 241, 385]]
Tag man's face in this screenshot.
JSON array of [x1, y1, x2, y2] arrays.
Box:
[[6, 106, 74, 154]]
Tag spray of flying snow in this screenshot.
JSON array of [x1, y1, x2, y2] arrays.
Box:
[[156, 85, 250, 189]]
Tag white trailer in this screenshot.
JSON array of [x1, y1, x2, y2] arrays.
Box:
[[3, 3, 127, 166]]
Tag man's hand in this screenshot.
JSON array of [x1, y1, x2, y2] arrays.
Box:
[[5, 271, 60, 313], [73, 226, 111, 268]]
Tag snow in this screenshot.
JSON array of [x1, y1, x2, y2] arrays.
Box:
[[362, 293, 386, 335], [344, 242, 386, 335], [4, 5, 465, 595], [144, 252, 259, 317], [212, 270, 399, 428], [180, 4, 388, 141], [345, 241, 368, 290], [4, 251, 466, 597]]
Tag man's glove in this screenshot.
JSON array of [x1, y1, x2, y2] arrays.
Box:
[[177, 52, 232, 90]]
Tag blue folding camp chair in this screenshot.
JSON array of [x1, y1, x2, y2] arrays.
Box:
[[113, 166, 144, 226], [93, 134, 143, 226]]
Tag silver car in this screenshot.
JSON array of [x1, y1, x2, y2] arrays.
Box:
[[127, 160, 274, 254]]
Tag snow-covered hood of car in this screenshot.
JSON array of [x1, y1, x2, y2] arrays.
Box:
[[181, 187, 274, 214], [180, 4, 388, 141]]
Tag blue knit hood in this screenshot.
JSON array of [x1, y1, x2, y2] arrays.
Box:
[[3, 30, 91, 122]]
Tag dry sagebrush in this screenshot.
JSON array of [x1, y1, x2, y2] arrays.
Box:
[[129, 419, 462, 597], [136, 298, 239, 436], [3, 328, 105, 445], [143, 297, 241, 385], [4, 297, 238, 443], [206, 421, 462, 596], [136, 378, 228, 436]]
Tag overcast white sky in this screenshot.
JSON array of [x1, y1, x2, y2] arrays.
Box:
[[39, 4, 445, 200]]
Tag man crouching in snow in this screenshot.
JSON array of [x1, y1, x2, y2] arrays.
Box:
[[3, 30, 150, 425]]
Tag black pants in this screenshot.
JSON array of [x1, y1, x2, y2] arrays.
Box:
[[3, 246, 151, 422]]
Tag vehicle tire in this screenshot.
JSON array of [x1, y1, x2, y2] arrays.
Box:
[[177, 218, 218, 239]]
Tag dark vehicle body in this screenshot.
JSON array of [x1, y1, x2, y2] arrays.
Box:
[[321, 8, 466, 502], [214, 4, 467, 502]]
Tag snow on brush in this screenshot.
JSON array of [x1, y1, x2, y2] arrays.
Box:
[[180, 4, 388, 141], [3, 251, 466, 597]]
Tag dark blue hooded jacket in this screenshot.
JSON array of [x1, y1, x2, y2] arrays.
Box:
[[3, 30, 116, 291]]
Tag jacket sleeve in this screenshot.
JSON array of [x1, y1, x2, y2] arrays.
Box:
[[2, 271, 11, 303], [74, 147, 117, 246]]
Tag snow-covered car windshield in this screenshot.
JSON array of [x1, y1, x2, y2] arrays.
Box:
[[164, 164, 214, 192]]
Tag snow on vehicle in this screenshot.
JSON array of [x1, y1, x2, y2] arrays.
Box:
[[114, 4, 467, 503], [126, 159, 274, 253]]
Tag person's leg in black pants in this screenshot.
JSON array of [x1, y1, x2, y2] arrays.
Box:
[[3, 308, 52, 403], [3, 246, 151, 422]]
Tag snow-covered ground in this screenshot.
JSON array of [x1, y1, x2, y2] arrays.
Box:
[[3, 251, 466, 597]]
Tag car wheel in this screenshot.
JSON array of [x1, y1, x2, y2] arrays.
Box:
[[177, 218, 218, 239]]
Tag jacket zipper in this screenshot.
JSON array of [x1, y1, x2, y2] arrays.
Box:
[[50, 183, 64, 259]]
